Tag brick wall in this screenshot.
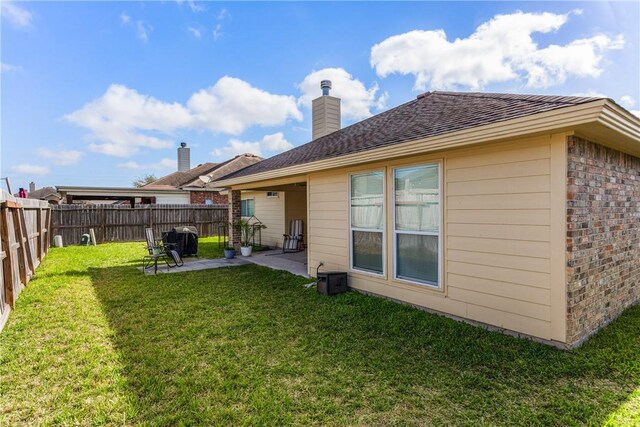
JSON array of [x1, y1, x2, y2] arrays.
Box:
[[228, 190, 241, 248], [189, 191, 228, 205], [566, 136, 640, 346]]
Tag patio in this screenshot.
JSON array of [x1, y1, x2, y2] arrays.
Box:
[[143, 249, 309, 277]]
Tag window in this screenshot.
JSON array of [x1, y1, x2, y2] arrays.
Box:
[[266, 191, 279, 198], [350, 171, 384, 274], [393, 164, 441, 286], [241, 199, 254, 217]]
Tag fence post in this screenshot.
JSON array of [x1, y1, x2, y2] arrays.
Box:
[[36, 207, 43, 262], [44, 208, 51, 253], [11, 209, 29, 286], [0, 205, 14, 308], [100, 207, 106, 243], [18, 209, 35, 275]]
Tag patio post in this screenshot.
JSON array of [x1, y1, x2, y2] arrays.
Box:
[[228, 189, 241, 250]]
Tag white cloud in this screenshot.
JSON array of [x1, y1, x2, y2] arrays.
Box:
[[620, 95, 636, 109], [187, 26, 201, 38], [1, 1, 33, 29], [65, 84, 190, 157], [66, 77, 301, 157], [371, 10, 624, 90], [572, 90, 607, 98], [12, 164, 49, 176], [136, 21, 152, 42], [36, 148, 84, 166], [217, 8, 229, 20], [0, 62, 21, 73], [176, 1, 205, 13], [212, 132, 291, 158], [212, 23, 222, 40], [120, 12, 131, 25], [117, 158, 177, 170], [187, 76, 302, 134], [298, 68, 387, 121]]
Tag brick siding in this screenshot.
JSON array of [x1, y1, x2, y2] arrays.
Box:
[[189, 191, 228, 205], [228, 190, 241, 248], [566, 136, 640, 346]]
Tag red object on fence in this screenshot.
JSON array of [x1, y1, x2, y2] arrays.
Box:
[[18, 188, 27, 198]]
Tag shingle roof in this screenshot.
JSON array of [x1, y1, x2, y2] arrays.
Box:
[[224, 91, 602, 180], [144, 162, 220, 188], [144, 154, 264, 189]]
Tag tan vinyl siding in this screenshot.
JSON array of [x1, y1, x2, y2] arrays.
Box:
[[446, 138, 552, 338], [306, 135, 563, 342], [242, 191, 284, 248], [307, 171, 349, 273]]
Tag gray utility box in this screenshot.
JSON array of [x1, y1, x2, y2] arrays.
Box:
[[317, 272, 348, 296]]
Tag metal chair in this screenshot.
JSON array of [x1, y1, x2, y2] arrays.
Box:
[[282, 219, 304, 253], [142, 228, 183, 274]]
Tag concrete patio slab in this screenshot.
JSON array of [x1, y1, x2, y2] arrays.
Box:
[[245, 249, 309, 277], [140, 250, 309, 277], [141, 256, 250, 275]]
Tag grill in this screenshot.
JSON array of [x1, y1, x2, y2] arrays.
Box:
[[162, 226, 198, 257]]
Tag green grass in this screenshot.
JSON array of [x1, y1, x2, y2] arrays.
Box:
[[1, 237, 638, 426]]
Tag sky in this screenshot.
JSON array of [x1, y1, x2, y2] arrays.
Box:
[[1, 1, 639, 189]]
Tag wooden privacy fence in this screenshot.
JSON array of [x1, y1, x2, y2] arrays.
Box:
[[51, 204, 228, 245], [1, 191, 51, 331]]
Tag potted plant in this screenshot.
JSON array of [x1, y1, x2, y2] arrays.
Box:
[[233, 218, 266, 257], [223, 246, 235, 259]]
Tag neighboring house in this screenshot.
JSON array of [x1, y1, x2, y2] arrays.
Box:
[[56, 185, 189, 205], [26, 182, 62, 204], [214, 85, 640, 349], [56, 145, 262, 205], [144, 153, 262, 204]]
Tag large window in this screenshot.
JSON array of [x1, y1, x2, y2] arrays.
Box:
[[350, 171, 384, 274], [241, 199, 254, 217], [393, 164, 441, 286]]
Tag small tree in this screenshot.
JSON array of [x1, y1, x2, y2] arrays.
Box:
[[132, 174, 157, 188]]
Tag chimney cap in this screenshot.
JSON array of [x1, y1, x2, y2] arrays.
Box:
[[320, 80, 332, 96], [180, 142, 187, 148]]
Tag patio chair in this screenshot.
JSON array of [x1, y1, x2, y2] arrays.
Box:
[[143, 228, 183, 274], [282, 219, 304, 253]]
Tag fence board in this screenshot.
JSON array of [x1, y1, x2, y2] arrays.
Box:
[[0, 191, 50, 332], [51, 204, 228, 245]]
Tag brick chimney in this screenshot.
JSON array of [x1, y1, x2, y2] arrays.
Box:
[[177, 142, 190, 172], [312, 80, 341, 140], [29, 181, 36, 193]]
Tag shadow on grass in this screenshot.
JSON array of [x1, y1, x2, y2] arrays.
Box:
[[89, 261, 640, 426]]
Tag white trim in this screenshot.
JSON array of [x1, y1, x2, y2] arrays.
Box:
[[348, 170, 386, 277], [391, 162, 443, 289]]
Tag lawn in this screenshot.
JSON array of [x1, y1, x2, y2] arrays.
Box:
[[1, 237, 638, 426]]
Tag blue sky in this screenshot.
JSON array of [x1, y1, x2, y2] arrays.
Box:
[[2, 1, 638, 188]]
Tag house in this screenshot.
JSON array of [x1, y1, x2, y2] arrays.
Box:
[[143, 150, 263, 204], [57, 145, 262, 205], [25, 182, 62, 204], [213, 83, 640, 348]]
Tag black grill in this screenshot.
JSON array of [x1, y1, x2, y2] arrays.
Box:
[[162, 226, 198, 257]]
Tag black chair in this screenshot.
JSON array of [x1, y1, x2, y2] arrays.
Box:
[[143, 228, 183, 274]]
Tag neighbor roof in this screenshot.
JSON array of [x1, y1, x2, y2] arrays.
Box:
[[222, 91, 603, 180], [144, 162, 220, 189]]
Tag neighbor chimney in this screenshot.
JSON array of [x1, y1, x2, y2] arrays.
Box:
[[29, 181, 36, 193], [177, 142, 190, 172], [312, 80, 341, 140]]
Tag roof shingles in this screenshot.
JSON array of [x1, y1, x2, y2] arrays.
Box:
[[224, 91, 602, 180]]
